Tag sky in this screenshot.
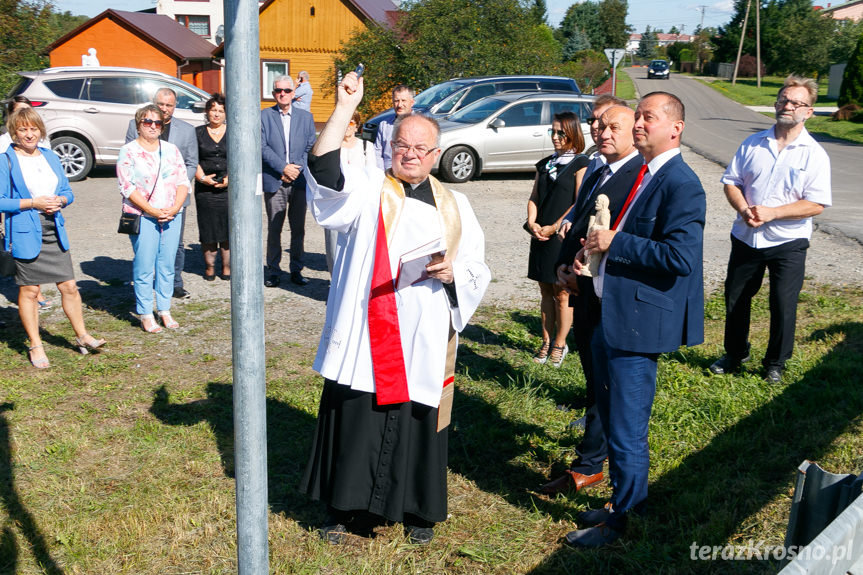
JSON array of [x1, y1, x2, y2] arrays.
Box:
[[54, 0, 738, 37]]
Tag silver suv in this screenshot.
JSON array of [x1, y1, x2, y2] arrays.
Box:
[[3, 67, 209, 181]]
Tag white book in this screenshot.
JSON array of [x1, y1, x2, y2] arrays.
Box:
[[396, 237, 446, 290]]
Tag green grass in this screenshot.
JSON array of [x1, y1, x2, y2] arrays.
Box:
[[698, 75, 863, 144], [613, 69, 637, 101], [1, 283, 862, 573]]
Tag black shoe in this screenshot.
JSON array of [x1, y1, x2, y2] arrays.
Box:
[[172, 287, 190, 299], [291, 271, 309, 285], [264, 275, 280, 288], [406, 525, 434, 545], [708, 352, 750, 375], [764, 366, 784, 383], [576, 503, 614, 527], [569, 415, 587, 430], [564, 523, 621, 548], [318, 523, 347, 545]]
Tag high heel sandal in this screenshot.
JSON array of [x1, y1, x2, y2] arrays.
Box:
[[141, 315, 163, 334], [28, 344, 50, 369], [75, 335, 106, 355], [549, 344, 569, 368], [158, 311, 179, 330], [533, 340, 551, 364]]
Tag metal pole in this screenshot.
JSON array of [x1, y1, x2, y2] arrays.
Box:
[[611, 52, 617, 96], [224, 0, 268, 573], [732, 0, 751, 85], [755, 0, 761, 89]]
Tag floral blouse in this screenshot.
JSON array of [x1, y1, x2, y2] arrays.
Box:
[[117, 139, 190, 214]]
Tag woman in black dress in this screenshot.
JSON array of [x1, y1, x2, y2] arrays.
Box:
[[194, 94, 229, 280], [526, 112, 588, 367]]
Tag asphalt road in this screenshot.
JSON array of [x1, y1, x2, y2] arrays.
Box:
[[624, 67, 863, 244]]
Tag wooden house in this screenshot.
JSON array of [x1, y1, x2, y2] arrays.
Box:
[[46, 9, 222, 93]]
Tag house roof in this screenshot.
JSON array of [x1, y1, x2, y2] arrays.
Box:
[[817, 0, 863, 15], [628, 33, 695, 43], [257, 0, 397, 24], [44, 9, 218, 61]]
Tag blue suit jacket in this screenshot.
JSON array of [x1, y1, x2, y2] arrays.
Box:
[[1, 147, 75, 259], [261, 105, 316, 194], [600, 152, 705, 354], [126, 117, 198, 206]]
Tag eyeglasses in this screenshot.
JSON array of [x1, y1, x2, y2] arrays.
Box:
[[273, 88, 294, 94], [586, 117, 600, 124], [391, 142, 438, 159], [548, 128, 566, 138], [141, 118, 164, 128], [775, 98, 811, 110]]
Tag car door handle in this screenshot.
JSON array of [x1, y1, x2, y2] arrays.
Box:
[[83, 108, 100, 114]]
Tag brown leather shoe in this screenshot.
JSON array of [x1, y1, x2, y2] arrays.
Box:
[[538, 470, 604, 496]]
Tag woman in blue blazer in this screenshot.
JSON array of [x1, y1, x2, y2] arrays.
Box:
[[0, 107, 105, 368]]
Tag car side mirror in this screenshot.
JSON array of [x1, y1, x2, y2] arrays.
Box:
[[488, 118, 505, 130], [191, 101, 206, 113]]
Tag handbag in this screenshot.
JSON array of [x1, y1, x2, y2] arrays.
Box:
[[118, 142, 161, 235]]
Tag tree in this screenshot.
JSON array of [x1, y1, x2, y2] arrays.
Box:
[[529, 0, 548, 25], [562, 27, 592, 61], [830, 19, 863, 65], [669, 25, 680, 35], [637, 26, 657, 59], [597, 0, 630, 48], [839, 33, 863, 107], [334, 0, 563, 116], [559, 1, 603, 50]]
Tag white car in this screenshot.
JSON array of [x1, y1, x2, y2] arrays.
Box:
[[433, 92, 596, 183], [4, 67, 210, 181]]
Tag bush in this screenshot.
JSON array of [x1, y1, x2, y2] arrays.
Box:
[[737, 54, 766, 78], [832, 103, 861, 121], [839, 33, 863, 107]]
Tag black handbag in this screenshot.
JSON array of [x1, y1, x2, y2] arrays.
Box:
[[118, 141, 160, 235]]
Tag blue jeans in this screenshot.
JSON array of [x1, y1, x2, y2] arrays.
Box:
[[130, 214, 183, 315], [592, 317, 658, 528]]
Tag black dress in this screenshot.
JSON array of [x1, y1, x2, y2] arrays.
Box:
[[527, 153, 589, 283], [194, 125, 229, 244]]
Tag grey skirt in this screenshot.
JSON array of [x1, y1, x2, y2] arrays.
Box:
[[15, 213, 75, 286]]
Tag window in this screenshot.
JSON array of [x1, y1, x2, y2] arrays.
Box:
[[458, 84, 495, 108], [497, 102, 543, 128], [539, 79, 577, 92], [85, 77, 143, 105], [550, 100, 592, 123], [497, 81, 538, 93], [140, 80, 205, 110], [176, 15, 210, 37], [44, 78, 85, 99], [261, 60, 289, 100]]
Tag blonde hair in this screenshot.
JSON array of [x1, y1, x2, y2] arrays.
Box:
[[781, 75, 818, 105], [7, 107, 46, 142]]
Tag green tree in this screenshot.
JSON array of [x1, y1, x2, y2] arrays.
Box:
[[839, 33, 863, 107], [559, 1, 603, 49], [831, 19, 863, 65], [334, 0, 563, 116], [637, 26, 657, 59], [529, 0, 548, 25], [562, 26, 592, 61], [597, 0, 630, 48], [669, 25, 680, 35]]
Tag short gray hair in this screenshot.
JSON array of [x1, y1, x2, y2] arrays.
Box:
[[393, 113, 440, 148], [153, 87, 177, 104], [392, 84, 415, 98], [780, 75, 818, 105], [273, 76, 294, 90], [298, 71, 309, 82]]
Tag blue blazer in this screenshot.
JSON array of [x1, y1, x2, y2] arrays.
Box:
[[600, 153, 706, 354], [126, 117, 198, 206], [0, 147, 75, 260], [261, 105, 316, 194]]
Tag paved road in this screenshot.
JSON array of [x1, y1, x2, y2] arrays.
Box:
[[624, 67, 863, 244]]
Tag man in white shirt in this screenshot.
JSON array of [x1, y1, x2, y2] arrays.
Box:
[[300, 71, 490, 546], [293, 71, 313, 113], [709, 75, 831, 384], [374, 85, 415, 170]]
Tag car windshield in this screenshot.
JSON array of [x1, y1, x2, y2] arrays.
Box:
[[651, 61, 669, 69], [447, 97, 509, 124], [413, 80, 469, 107]]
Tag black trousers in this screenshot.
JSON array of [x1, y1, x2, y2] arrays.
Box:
[[723, 235, 809, 369], [568, 276, 607, 476]]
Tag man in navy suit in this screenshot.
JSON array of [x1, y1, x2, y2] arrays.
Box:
[[261, 76, 317, 287], [125, 88, 198, 299], [565, 92, 706, 548], [540, 106, 642, 497]]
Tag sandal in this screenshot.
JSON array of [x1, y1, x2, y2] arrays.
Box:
[[549, 344, 569, 368], [533, 340, 551, 364], [28, 344, 50, 369], [158, 311, 179, 330], [141, 314, 163, 334], [75, 335, 107, 355]]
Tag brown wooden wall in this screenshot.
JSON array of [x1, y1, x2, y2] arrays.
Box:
[[259, 0, 368, 120], [49, 18, 176, 76]]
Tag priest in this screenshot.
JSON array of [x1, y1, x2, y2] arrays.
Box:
[[299, 70, 490, 545]]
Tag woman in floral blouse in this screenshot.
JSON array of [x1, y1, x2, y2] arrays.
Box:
[[117, 104, 190, 333]]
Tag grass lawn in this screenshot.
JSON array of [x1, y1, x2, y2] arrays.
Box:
[[1, 283, 862, 573], [613, 69, 637, 101], [698, 75, 863, 145]]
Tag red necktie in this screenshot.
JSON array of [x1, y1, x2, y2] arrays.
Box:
[[611, 164, 648, 231], [367, 203, 410, 405]]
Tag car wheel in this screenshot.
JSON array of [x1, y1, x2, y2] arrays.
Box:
[[440, 146, 476, 183], [51, 136, 93, 182]]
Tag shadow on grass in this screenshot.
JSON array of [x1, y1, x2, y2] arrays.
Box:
[[524, 321, 863, 574], [0, 402, 66, 575], [149, 382, 322, 526]]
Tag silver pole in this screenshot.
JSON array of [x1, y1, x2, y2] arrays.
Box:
[[224, 0, 268, 573]]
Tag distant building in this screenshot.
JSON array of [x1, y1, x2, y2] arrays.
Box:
[[156, 0, 267, 46], [626, 33, 695, 54], [816, 0, 863, 21]]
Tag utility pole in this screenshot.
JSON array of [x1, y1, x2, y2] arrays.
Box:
[[224, 0, 269, 573], [731, 0, 752, 85], [755, 0, 761, 88]]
